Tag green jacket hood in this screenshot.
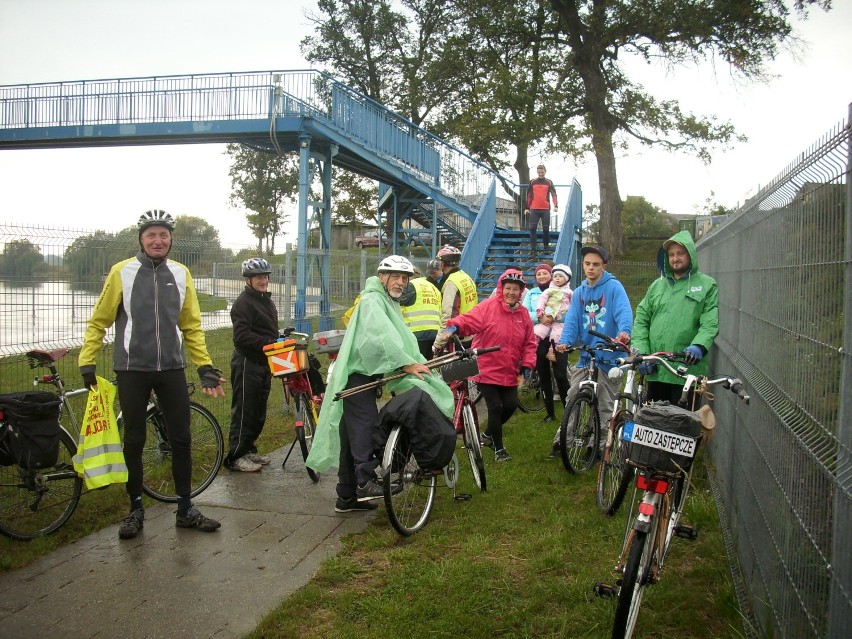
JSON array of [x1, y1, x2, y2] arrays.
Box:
[[657, 230, 699, 278]]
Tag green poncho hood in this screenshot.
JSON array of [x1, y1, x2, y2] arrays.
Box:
[[306, 276, 454, 473]]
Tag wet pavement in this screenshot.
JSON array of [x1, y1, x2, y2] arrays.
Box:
[[0, 447, 373, 638]]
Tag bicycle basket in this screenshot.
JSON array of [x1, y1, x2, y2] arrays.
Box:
[[263, 335, 310, 378], [440, 356, 480, 383], [622, 402, 703, 475], [0, 391, 62, 470]]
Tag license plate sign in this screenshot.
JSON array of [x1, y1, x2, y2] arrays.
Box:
[[622, 422, 697, 459]]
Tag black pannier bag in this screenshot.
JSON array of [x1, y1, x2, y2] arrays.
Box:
[[374, 388, 457, 471], [625, 401, 703, 475], [307, 353, 326, 395], [0, 391, 63, 470]]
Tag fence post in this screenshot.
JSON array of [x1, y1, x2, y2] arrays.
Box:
[[828, 103, 852, 638], [284, 243, 293, 327]]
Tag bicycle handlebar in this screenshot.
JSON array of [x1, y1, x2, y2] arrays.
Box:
[[614, 353, 750, 404], [587, 328, 631, 353]]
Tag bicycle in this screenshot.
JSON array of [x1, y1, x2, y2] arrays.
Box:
[[0, 347, 225, 539], [334, 343, 499, 536], [558, 329, 631, 474], [266, 327, 325, 483], [594, 354, 750, 638]]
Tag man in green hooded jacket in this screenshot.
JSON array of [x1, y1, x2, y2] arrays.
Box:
[[306, 255, 454, 513], [631, 230, 719, 406]]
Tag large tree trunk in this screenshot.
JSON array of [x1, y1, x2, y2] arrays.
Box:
[[591, 126, 625, 256], [513, 143, 531, 221]]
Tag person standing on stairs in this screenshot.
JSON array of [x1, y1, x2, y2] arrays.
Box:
[[524, 164, 558, 258]]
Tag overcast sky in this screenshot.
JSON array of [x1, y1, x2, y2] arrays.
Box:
[[1, 0, 850, 250]]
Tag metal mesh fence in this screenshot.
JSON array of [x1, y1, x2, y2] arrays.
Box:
[[699, 109, 851, 638]]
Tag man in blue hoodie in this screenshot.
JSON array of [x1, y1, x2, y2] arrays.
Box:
[[554, 245, 633, 450]]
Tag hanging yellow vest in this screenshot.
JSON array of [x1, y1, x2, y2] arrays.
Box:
[[341, 294, 361, 328], [403, 278, 442, 334], [73, 376, 128, 489], [445, 270, 478, 314]]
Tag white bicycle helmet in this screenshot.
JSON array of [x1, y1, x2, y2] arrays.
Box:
[[377, 255, 415, 275], [138, 209, 176, 234], [242, 257, 272, 277], [552, 264, 572, 282], [436, 245, 461, 263]]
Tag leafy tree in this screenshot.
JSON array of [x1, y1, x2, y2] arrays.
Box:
[[582, 203, 601, 244], [546, 0, 830, 256], [331, 169, 378, 226], [0, 239, 45, 280], [622, 196, 675, 239], [64, 230, 135, 289], [171, 216, 226, 271], [226, 144, 300, 254]]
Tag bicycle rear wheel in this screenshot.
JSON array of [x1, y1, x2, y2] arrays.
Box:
[[0, 426, 82, 541], [383, 426, 436, 536], [597, 412, 634, 516], [462, 402, 486, 492], [612, 528, 653, 639], [517, 371, 546, 413], [559, 391, 600, 474], [139, 402, 224, 502], [295, 394, 320, 483]]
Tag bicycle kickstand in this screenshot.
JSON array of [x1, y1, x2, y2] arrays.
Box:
[[280, 436, 299, 470]]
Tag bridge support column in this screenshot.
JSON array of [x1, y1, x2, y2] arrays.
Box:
[[295, 133, 311, 334], [317, 145, 336, 331]]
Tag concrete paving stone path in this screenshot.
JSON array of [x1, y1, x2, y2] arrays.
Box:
[[0, 447, 372, 638]]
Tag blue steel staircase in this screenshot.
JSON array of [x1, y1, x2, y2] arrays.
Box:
[[0, 70, 582, 318]]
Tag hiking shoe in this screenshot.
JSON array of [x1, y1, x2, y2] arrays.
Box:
[[541, 415, 555, 424], [335, 497, 379, 513], [118, 508, 144, 540], [356, 478, 402, 501], [244, 452, 271, 466], [231, 455, 262, 472], [548, 443, 561, 458], [495, 449, 512, 462], [176, 506, 221, 532], [480, 433, 494, 449]]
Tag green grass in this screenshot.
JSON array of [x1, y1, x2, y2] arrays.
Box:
[[248, 407, 743, 639]]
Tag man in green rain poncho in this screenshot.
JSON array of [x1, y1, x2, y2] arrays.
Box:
[[306, 255, 454, 513]]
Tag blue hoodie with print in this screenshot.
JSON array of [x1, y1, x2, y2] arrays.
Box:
[[557, 270, 633, 372]]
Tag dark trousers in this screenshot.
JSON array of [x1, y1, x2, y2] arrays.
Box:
[[536, 338, 570, 418], [117, 369, 192, 498], [337, 373, 381, 500], [529, 209, 551, 252], [226, 352, 272, 465], [478, 383, 519, 452]]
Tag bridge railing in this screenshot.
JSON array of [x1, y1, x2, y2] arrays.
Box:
[[0, 70, 503, 221]]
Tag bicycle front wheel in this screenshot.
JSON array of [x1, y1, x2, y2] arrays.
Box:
[[462, 402, 486, 492], [517, 371, 546, 413], [383, 426, 436, 536], [295, 394, 320, 483], [0, 426, 83, 541], [597, 411, 634, 516], [559, 391, 600, 474], [612, 528, 654, 639], [140, 402, 224, 502]]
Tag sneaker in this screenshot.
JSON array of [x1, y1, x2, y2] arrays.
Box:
[[495, 449, 512, 462], [244, 452, 271, 465], [118, 508, 144, 540], [548, 443, 561, 458], [231, 455, 262, 472], [356, 478, 402, 501], [541, 415, 555, 424], [480, 433, 494, 449], [176, 505, 221, 532], [335, 497, 379, 513]]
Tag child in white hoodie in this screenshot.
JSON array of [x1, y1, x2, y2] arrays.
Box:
[[535, 264, 573, 344]]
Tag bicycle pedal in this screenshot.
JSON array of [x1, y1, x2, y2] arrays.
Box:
[[675, 524, 699, 540], [593, 582, 617, 599], [454, 493, 472, 501]]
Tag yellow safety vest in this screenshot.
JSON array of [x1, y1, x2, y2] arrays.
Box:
[[72, 376, 128, 490], [403, 278, 442, 334], [446, 270, 478, 315]]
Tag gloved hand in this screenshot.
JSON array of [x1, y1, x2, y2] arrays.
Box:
[[82, 371, 97, 390], [636, 362, 656, 376], [684, 345, 704, 366], [519, 366, 531, 379], [443, 324, 458, 334], [198, 365, 224, 389]]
